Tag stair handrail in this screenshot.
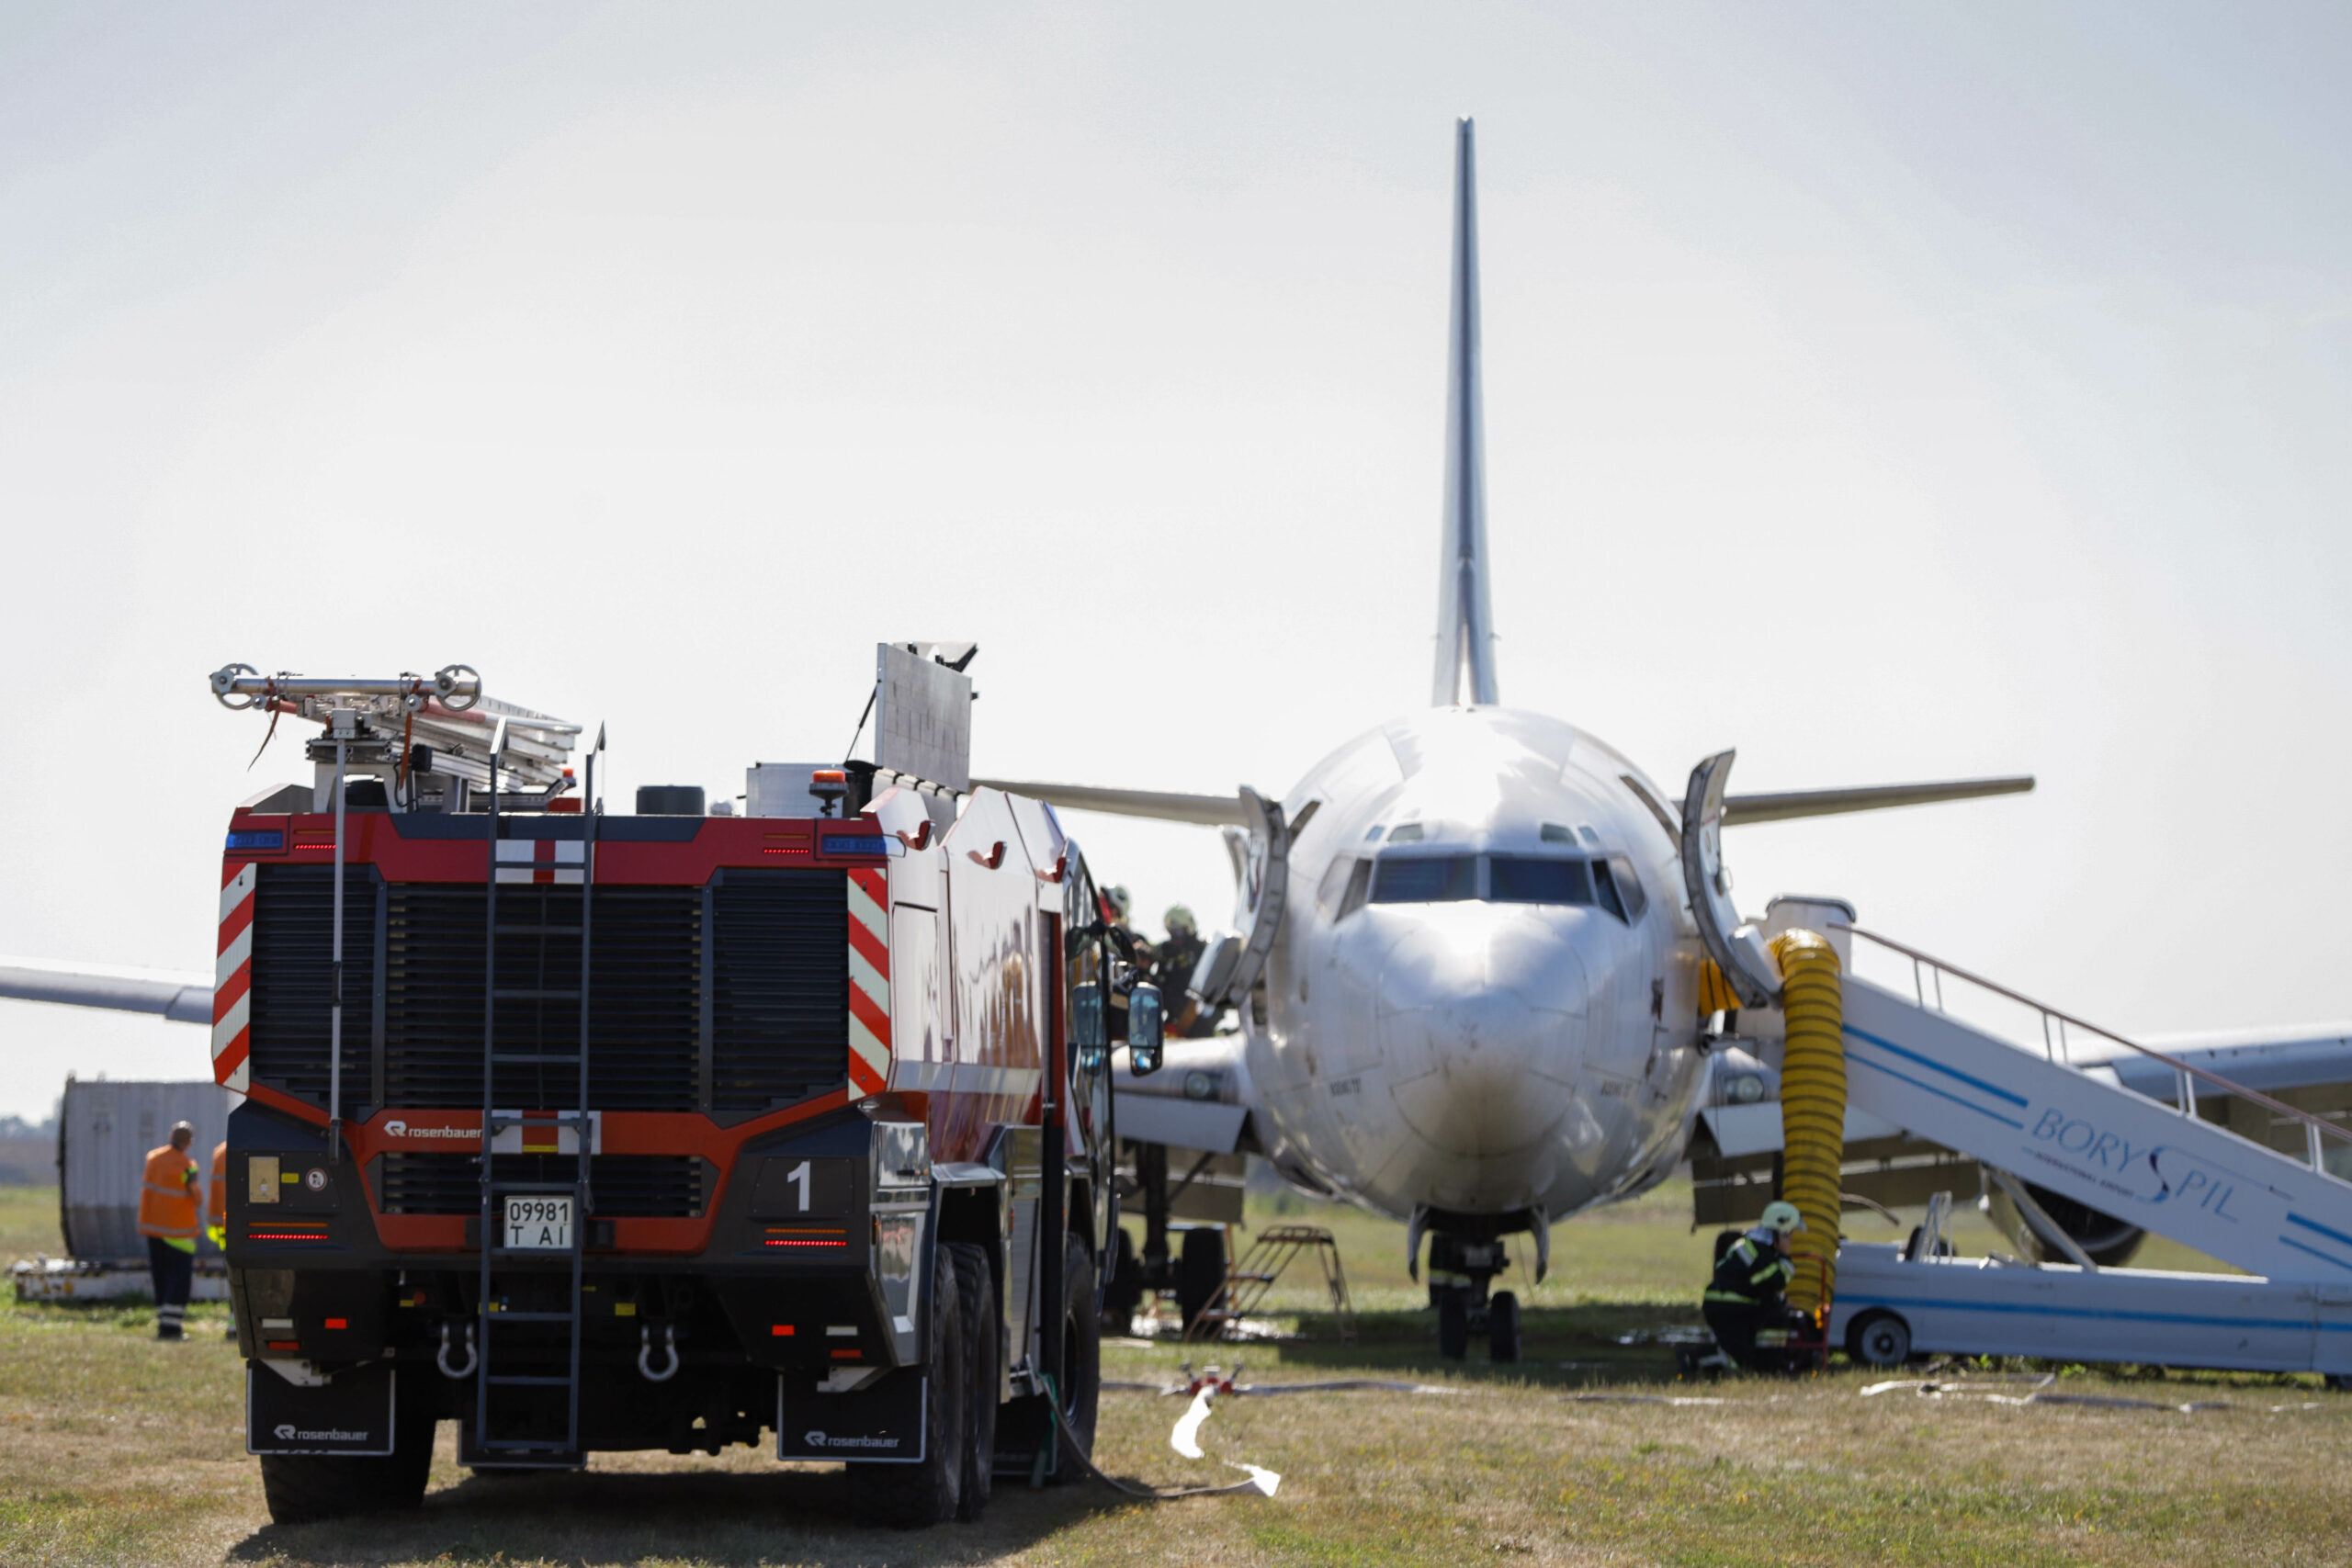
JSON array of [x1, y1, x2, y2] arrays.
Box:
[[1835, 922, 2352, 1174]]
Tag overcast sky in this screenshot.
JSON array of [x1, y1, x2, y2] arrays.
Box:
[[4, 4, 2349, 1120]]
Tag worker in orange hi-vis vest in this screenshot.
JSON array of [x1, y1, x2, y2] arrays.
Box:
[[139, 1122, 201, 1341]]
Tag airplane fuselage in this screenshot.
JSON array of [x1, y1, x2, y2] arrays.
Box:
[[1238, 705, 1709, 1224]]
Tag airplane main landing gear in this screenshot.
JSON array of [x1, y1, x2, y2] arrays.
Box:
[[1428, 1235, 1520, 1363]]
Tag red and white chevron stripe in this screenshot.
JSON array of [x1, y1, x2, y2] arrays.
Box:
[[845, 867, 889, 1096], [213, 863, 257, 1093]]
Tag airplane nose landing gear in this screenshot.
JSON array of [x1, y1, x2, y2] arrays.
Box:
[[1427, 1234, 1521, 1362]]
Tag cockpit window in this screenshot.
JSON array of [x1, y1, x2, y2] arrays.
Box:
[[1591, 860, 1626, 919], [1606, 853, 1648, 921], [1539, 823, 1576, 844], [1371, 855, 1476, 903], [1489, 856, 1594, 906], [1386, 823, 1425, 843]]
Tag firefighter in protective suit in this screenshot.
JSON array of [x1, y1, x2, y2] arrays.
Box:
[[1702, 1201, 1807, 1371]]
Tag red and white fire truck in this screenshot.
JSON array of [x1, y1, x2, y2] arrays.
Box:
[[204, 654, 1155, 1526]]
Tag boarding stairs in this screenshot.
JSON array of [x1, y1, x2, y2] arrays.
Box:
[[1832, 925, 2352, 1282], [469, 734, 602, 1468]]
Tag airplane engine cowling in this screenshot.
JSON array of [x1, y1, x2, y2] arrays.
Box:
[[1985, 1181, 2146, 1269]]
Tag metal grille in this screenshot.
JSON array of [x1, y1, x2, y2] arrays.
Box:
[[377, 1153, 708, 1216], [247, 868, 847, 1118], [710, 870, 849, 1121], [382, 886, 701, 1111], [248, 865, 377, 1116]]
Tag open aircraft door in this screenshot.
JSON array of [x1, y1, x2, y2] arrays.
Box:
[[1190, 788, 1289, 1011], [1679, 750, 1781, 1009]]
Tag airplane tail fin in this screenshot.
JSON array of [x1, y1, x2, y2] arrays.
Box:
[[1432, 116, 1499, 708]]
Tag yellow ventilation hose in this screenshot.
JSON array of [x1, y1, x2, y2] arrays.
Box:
[[1770, 929, 1845, 1315]]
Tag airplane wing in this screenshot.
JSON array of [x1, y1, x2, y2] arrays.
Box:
[[970, 779, 1246, 826], [0, 957, 213, 1023], [978, 774, 2032, 829], [1721, 775, 2034, 825]]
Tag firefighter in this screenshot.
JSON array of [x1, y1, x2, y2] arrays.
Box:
[[206, 1140, 228, 1251], [1702, 1200, 1805, 1371], [1157, 906, 1205, 1008], [139, 1121, 201, 1341], [208, 1140, 234, 1338]]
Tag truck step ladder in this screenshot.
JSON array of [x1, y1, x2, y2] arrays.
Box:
[[1835, 924, 2352, 1281], [472, 728, 601, 1467]]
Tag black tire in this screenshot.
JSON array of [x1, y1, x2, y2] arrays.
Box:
[[1436, 1287, 1470, 1360], [1100, 1226, 1144, 1335], [259, 1412, 435, 1525], [2324, 1373, 2351, 1393], [1056, 1232, 1102, 1472], [1488, 1290, 1521, 1364], [1849, 1311, 1912, 1369], [1176, 1226, 1226, 1338], [945, 1242, 999, 1522], [851, 1253, 965, 1528]]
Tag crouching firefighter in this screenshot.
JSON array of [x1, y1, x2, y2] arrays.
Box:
[[1702, 1201, 1809, 1372]]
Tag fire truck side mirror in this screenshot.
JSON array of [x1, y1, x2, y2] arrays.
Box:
[[1073, 982, 1107, 1072], [1128, 984, 1165, 1076]]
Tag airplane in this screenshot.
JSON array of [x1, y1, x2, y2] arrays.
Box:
[[975, 118, 2042, 1358], [20, 119, 2338, 1368]]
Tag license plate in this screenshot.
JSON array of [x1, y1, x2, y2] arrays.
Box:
[[502, 1196, 573, 1250]]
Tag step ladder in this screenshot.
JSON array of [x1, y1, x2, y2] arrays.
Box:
[[1835, 924, 2352, 1281], [1186, 1225, 1355, 1343], [472, 726, 601, 1467]]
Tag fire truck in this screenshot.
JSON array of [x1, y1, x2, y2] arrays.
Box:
[[204, 652, 1159, 1526]]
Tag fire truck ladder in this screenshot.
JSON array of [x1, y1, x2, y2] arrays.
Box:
[[472, 721, 603, 1466]]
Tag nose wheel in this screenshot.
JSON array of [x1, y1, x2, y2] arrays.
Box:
[[1429, 1235, 1521, 1363]]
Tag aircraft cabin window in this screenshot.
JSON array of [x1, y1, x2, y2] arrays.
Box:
[[1606, 853, 1649, 921], [1387, 823, 1426, 843], [1370, 854, 1476, 903], [1488, 856, 1594, 906]]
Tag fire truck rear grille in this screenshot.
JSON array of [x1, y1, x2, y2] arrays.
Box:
[[382, 886, 702, 1112], [376, 1153, 709, 1217], [248, 868, 849, 1119], [249, 865, 379, 1117], [710, 870, 849, 1121]]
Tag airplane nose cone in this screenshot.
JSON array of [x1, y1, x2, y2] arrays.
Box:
[[1376, 911, 1589, 1160]]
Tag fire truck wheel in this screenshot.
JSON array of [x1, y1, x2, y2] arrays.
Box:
[[1054, 1232, 1102, 1473], [1176, 1225, 1226, 1337], [946, 1241, 998, 1522], [851, 1253, 966, 1527], [258, 1411, 435, 1524]]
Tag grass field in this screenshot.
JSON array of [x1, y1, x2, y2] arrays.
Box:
[[5, 1182, 2348, 1567]]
